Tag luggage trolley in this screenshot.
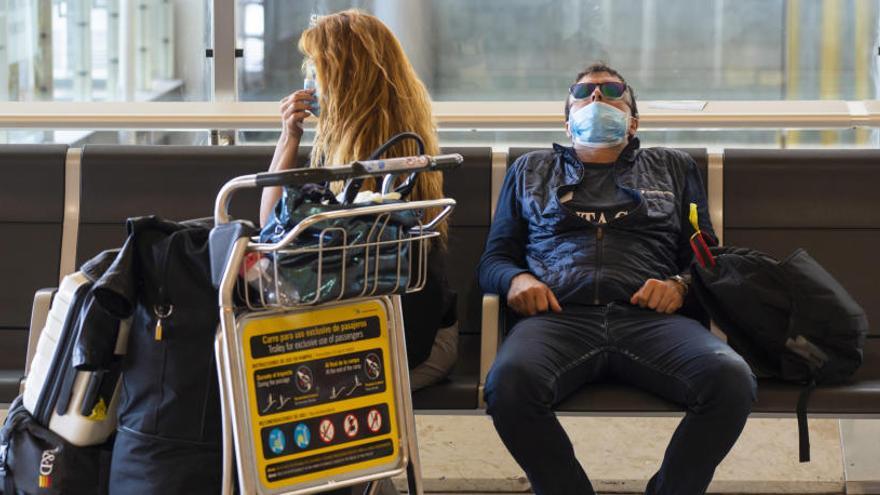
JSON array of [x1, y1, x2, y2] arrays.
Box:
[[212, 152, 462, 495]]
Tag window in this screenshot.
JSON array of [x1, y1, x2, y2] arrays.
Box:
[[237, 0, 880, 103], [0, 0, 210, 103]]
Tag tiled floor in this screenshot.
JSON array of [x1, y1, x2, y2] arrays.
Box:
[[393, 415, 844, 494], [1, 409, 848, 494]]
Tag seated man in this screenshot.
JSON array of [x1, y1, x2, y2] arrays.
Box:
[[477, 63, 757, 495]]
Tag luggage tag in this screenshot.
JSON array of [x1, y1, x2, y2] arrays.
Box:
[[689, 203, 716, 268], [153, 304, 173, 341]]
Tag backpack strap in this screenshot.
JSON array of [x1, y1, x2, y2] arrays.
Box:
[[796, 380, 817, 462], [3, 470, 13, 495]]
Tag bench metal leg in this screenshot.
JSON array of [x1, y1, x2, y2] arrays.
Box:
[[841, 419, 880, 494]]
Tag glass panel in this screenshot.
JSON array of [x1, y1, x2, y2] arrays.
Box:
[[0, 0, 210, 102], [238, 0, 880, 104], [237, 0, 373, 101], [236, 128, 875, 150]]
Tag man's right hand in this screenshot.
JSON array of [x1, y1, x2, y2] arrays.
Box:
[[506, 273, 563, 316], [280, 89, 316, 140]]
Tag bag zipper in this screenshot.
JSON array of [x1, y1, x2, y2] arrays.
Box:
[[593, 226, 604, 305]]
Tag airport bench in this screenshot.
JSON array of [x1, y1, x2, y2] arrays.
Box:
[[1, 144, 877, 489], [0, 145, 67, 402]]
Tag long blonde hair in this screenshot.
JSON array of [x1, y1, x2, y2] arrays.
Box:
[[299, 9, 447, 245]]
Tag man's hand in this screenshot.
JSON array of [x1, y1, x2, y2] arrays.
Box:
[[630, 278, 685, 314], [280, 89, 316, 140], [507, 273, 562, 316]]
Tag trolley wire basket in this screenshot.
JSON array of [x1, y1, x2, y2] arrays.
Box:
[[239, 199, 448, 310], [214, 152, 461, 313]]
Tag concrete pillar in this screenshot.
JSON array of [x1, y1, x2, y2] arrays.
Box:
[[638, 0, 656, 85], [171, 0, 207, 101], [0, 0, 9, 101], [374, 0, 435, 91], [69, 0, 93, 100], [119, 0, 136, 100], [34, 0, 52, 100], [136, 0, 151, 91], [107, 0, 120, 100], [156, 0, 173, 80]]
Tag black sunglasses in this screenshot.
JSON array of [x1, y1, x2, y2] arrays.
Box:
[[569, 81, 627, 100]]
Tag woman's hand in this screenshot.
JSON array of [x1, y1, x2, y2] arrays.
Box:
[[280, 89, 316, 140]]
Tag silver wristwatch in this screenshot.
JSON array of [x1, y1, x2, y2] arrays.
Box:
[[669, 274, 689, 296]]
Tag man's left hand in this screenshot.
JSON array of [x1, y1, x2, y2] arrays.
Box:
[[629, 279, 685, 314]]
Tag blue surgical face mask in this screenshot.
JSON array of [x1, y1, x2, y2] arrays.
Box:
[[568, 101, 629, 148], [303, 63, 321, 116]]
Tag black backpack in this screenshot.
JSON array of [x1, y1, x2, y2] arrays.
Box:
[[91, 216, 223, 494], [690, 246, 868, 461], [0, 397, 112, 495]]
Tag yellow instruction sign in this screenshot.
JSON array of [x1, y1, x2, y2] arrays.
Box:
[[241, 300, 400, 490]]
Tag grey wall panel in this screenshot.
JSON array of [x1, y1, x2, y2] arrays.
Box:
[[508, 147, 543, 166], [440, 147, 492, 227], [0, 224, 62, 328], [0, 144, 67, 222], [0, 329, 29, 370], [724, 229, 880, 336], [681, 148, 710, 191], [444, 226, 488, 336], [75, 224, 128, 268], [79, 145, 280, 224], [724, 149, 880, 229]]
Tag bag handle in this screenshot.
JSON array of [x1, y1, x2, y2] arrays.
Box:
[[341, 132, 426, 204]]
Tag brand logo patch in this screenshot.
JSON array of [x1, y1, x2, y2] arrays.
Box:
[[38, 448, 59, 488]]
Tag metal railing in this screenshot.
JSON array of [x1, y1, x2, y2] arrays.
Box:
[[1, 100, 879, 130]]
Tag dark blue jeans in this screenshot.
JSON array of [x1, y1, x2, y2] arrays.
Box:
[[484, 303, 757, 495]]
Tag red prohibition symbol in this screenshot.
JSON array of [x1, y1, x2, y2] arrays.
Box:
[[343, 414, 359, 438], [366, 409, 382, 433], [319, 419, 335, 443]]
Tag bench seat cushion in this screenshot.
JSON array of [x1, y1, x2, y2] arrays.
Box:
[[412, 334, 480, 410], [555, 338, 880, 415]]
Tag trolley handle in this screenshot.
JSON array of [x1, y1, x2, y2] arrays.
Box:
[[215, 154, 463, 225], [249, 198, 456, 253], [253, 166, 346, 189], [252, 154, 462, 189]]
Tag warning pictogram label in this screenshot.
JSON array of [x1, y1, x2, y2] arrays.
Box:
[[259, 404, 390, 459], [253, 348, 388, 416], [319, 419, 335, 443], [367, 409, 382, 433], [243, 300, 401, 488], [295, 365, 314, 393], [364, 353, 382, 380], [294, 423, 311, 449], [268, 428, 285, 455], [343, 414, 359, 438]]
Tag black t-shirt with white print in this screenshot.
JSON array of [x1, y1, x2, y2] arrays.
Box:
[[561, 163, 638, 224]]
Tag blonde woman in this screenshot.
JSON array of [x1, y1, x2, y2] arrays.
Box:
[[260, 10, 458, 392]]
